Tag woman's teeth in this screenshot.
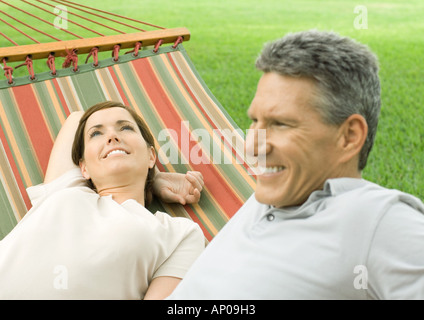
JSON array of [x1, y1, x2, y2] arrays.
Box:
[[106, 150, 127, 158]]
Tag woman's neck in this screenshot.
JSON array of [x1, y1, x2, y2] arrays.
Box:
[[97, 183, 146, 206]]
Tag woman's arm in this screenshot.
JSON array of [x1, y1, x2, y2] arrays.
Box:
[[143, 276, 182, 300], [44, 111, 84, 184]]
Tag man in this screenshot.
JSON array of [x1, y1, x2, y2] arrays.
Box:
[[168, 30, 424, 299]]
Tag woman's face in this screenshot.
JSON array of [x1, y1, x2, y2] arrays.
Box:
[[79, 107, 156, 190]]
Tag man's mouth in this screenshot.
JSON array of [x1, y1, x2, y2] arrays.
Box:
[[257, 166, 285, 174]]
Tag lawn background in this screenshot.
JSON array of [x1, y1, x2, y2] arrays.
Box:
[[1, 0, 423, 199]]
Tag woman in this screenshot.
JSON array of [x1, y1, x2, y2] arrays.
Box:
[[0, 101, 205, 299]]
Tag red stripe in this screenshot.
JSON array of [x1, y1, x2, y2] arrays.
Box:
[[131, 58, 243, 217], [166, 52, 251, 171], [155, 161, 165, 172], [12, 85, 53, 175], [184, 205, 213, 241], [0, 126, 31, 210], [108, 66, 130, 106]]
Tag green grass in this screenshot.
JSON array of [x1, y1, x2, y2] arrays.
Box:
[[1, 0, 424, 199]]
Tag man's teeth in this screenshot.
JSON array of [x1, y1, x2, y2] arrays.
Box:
[[106, 150, 127, 158], [259, 166, 285, 173]]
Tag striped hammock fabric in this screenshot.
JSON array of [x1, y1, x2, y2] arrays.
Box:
[[0, 45, 255, 241]]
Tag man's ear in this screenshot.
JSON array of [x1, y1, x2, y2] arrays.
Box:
[[79, 159, 91, 180], [337, 114, 368, 163], [148, 146, 157, 169]]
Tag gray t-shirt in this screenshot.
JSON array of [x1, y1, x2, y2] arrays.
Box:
[[168, 178, 424, 299]]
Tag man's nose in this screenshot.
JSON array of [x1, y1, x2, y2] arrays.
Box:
[[245, 128, 269, 157]]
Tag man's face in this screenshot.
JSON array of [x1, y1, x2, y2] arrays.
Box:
[[246, 72, 344, 208]]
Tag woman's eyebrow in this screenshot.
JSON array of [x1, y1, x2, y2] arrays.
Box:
[[116, 120, 135, 126], [87, 120, 135, 132], [87, 124, 103, 132]]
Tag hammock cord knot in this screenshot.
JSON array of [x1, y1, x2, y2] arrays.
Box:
[[125, 41, 142, 57], [112, 44, 120, 62], [2, 58, 14, 84], [62, 49, 79, 72], [153, 39, 163, 53], [86, 47, 99, 66], [15, 55, 36, 80], [47, 53, 57, 75], [172, 36, 183, 49]]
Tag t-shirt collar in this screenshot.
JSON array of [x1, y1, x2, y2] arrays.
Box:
[[268, 177, 367, 218]]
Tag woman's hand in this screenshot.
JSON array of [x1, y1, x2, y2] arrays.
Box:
[[152, 171, 204, 205]]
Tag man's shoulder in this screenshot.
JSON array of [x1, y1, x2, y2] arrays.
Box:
[[327, 177, 424, 214]]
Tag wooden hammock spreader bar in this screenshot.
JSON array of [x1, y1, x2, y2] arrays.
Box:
[[0, 27, 190, 63]]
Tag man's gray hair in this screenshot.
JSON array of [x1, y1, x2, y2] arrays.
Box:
[[256, 30, 381, 170]]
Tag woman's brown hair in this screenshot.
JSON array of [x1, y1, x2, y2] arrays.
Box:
[[71, 101, 156, 205]]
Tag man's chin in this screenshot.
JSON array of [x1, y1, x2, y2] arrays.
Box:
[[254, 190, 283, 208]]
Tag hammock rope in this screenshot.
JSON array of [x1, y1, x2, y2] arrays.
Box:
[[172, 36, 184, 49], [49, 0, 148, 33], [40, 0, 129, 35], [61, 48, 78, 71], [0, 9, 63, 43], [0, 30, 19, 46], [0, 12, 52, 44], [125, 41, 142, 57], [112, 44, 120, 62], [85, 46, 99, 66], [56, 0, 166, 30], [0, 1, 84, 39], [2, 58, 13, 84], [46, 53, 57, 75], [21, 0, 106, 37], [15, 55, 35, 80]]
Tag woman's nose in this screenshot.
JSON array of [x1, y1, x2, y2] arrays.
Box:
[[106, 131, 120, 144]]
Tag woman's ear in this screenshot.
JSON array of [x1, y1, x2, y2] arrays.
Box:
[[79, 159, 91, 180], [148, 146, 157, 169]]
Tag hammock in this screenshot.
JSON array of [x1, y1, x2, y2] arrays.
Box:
[[0, 1, 255, 241]]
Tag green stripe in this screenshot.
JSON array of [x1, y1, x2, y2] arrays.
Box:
[[0, 179, 18, 239], [70, 72, 105, 109]]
